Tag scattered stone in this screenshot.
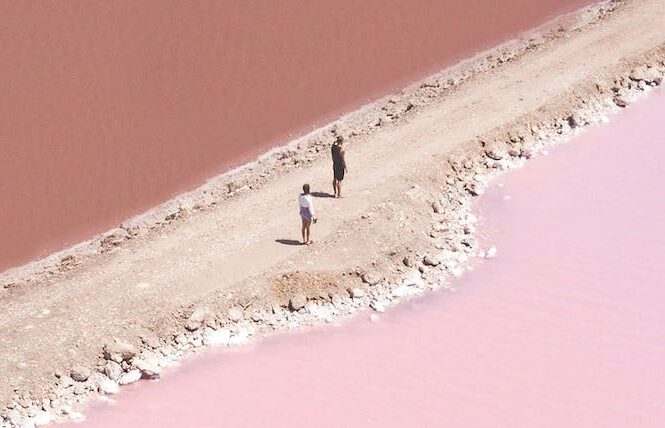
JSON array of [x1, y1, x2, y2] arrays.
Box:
[[174, 334, 188, 346], [361, 273, 380, 286], [431, 201, 443, 214], [369, 314, 380, 323], [629, 66, 663, 85], [613, 97, 628, 108], [70, 366, 91, 382], [184, 320, 200, 332], [402, 271, 424, 287], [485, 246, 498, 259], [402, 256, 413, 267], [392, 286, 417, 298], [188, 307, 206, 325], [289, 295, 307, 311], [465, 181, 486, 196], [98, 379, 119, 395], [331, 294, 346, 307], [450, 267, 464, 278], [133, 353, 162, 379], [347, 287, 366, 299], [104, 361, 123, 382], [118, 369, 142, 386], [423, 254, 440, 266], [520, 148, 534, 159], [370, 301, 386, 313], [485, 143, 506, 160], [103, 341, 137, 362], [202, 327, 232, 346], [227, 306, 244, 322]]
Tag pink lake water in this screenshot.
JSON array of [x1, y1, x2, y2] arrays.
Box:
[[67, 92, 665, 427]]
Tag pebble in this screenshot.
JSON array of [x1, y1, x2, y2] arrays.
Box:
[[485, 246, 498, 258], [70, 366, 91, 382], [174, 334, 188, 346], [103, 341, 137, 362], [202, 327, 232, 346], [228, 306, 244, 322], [133, 358, 162, 379], [104, 361, 123, 382], [369, 314, 380, 323], [98, 379, 119, 395], [289, 295, 307, 311], [33, 411, 53, 426], [118, 369, 142, 386], [370, 301, 386, 313], [348, 288, 366, 299], [423, 255, 440, 266], [361, 273, 380, 286]]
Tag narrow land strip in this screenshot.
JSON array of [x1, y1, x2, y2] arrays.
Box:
[[1, 0, 664, 425]]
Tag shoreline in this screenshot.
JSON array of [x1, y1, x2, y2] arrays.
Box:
[[0, 0, 617, 289], [2, 0, 665, 426]]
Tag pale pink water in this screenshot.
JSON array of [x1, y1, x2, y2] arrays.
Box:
[[68, 92, 665, 427]]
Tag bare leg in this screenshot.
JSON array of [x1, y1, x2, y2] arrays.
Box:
[[337, 180, 342, 198], [301, 218, 307, 244], [305, 222, 311, 244], [333, 179, 337, 197]]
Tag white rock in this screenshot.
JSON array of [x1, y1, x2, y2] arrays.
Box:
[[450, 267, 464, 278], [104, 341, 137, 362], [98, 379, 119, 395], [402, 271, 423, 287], [229, 328, 251, 346], [423, 255, 440, 266], [70, 366, 91, 382], [228, 306, 244, 322], [68, 412, 86, 423], [370, 300, 386, 313], [133, 358, 161, 378], [33, 411, 53, 426], [202, 327, 231, 346], [118, 369, 141, 385], [361, 273, 380, 286], [392, 286, 417, 297], [485, 246, 498, 258], [369, 314, 380, 323], [104, 361, 123, 382], [289, 295, 307, 311], [348, 288, 366, 298]]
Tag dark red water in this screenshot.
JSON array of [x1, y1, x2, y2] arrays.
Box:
[[0, 0, 591, 272]]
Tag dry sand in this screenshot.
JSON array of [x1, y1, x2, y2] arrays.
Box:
[[1, 0, 665, 425]]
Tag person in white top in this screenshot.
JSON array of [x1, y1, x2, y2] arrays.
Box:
[[298, 183, 317, 245]]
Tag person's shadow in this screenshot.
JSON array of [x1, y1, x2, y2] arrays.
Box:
[[311, 191, 335, 198], [275, 239, 302, 246]]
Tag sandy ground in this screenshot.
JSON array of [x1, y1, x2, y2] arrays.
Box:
[[1, 0, 664, 425]]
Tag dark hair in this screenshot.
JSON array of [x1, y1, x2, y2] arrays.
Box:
[[302, 183, 310, 194], [335, 136, 343, 145]]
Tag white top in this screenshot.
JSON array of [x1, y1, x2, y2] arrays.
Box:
[[298, 194, 315, 217]]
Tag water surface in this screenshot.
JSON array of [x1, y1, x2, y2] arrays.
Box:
[[0, 0, 591, 271], [66, 92, 665, 427]]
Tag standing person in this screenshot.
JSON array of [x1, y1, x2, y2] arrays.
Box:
[[298, 184, 316, 245], [331, 136, 347, 198]]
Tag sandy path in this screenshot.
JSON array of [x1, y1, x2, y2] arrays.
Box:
[[1, 0, 664, 412]]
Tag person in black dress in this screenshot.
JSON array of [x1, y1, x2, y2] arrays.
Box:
[[331, 136, 348, 198]]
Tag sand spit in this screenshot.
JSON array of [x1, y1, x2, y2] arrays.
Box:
[[1, 0, 665, 426]]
